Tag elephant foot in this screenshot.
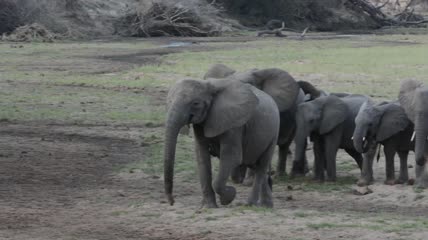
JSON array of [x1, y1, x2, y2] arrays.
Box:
[[290, 171, 306, 179], [260, 200, 273, 208], [200, 196, 218, 208], [311, 176, 324, 183], [357, 177, 373, 187], [384, 179, 396, 185], [219, 186, 236, 205], [200, 201, 218, 209], [415, 178, 428, 189], [326, 176, 336, 182], [415, 164, 428, 189], [394, 176, 408, 185], [290, 161, 307, 178]]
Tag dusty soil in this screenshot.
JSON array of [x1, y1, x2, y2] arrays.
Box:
[[1, 35, 427, 240], [1, 122, 427, 240]]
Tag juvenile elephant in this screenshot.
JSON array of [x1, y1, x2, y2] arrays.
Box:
[[353, 101, 414, 186], [293, 94, 371, 181], [164, 79, 279, 208], [204, 64, 305, 177], [399, 79, 428, 188]]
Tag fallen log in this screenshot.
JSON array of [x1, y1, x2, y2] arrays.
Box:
[[257, 22, 287, 37]]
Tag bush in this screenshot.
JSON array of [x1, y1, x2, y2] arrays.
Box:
[[117, 0, 238, 37]]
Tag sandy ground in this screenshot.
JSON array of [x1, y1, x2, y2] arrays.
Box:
[[0, 35, 427, 240]]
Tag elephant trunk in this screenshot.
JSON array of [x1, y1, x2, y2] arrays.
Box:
[[292, 120, 309, 175], [164, 104, 188, 205], [353, 125, 367, 153], [414, 113, 428, 166]]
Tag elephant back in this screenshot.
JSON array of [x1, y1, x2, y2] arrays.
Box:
[[251, 68, 300, 112], [398, 79, 424, 123], [204, 64, 236, 80]]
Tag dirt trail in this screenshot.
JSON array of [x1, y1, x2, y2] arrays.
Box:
[[0, 123, 427, 240]]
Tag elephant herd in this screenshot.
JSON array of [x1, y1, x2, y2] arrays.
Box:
[[163, 64, 428, 208]]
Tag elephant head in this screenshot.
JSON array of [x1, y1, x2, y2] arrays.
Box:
[[353, 101, 410, 153], [203, 63, 236, 80], [164, 79, 259, 205], [204, 64, 300, 112], [294, 95, 348, 167]]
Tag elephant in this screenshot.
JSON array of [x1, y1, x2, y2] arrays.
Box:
[[398, 79, 428, 188], [352, 101, 414, 186], [297, 80, 350, 102], [164, 78, 280, 208], [204, 64, 306, 178], [292, 94, 372, 181]]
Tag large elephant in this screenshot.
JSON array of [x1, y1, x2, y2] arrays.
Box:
[[204, 64, 306, 177], [353, 101, 414, 186], [293, 94, 371, 181], [398, 79, 428, 188], [164, 78, 279, 208]]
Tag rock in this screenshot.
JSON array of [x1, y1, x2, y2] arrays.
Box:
[[116, 191, 126, 197], [352, 186, 373, 195]]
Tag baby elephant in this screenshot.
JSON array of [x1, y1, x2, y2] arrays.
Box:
[[353, 101, 414, 186], [293, 95, 371, 181], [164, 79, 279, 208]]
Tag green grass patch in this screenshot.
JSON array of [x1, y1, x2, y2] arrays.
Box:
[[122, 133, 197, 179], [233, 205, 274, 214], [276, 175, 356, 192], [0, 83, 164, 124]]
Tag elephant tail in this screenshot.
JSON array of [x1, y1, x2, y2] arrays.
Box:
[[297, 81, 322, 100]]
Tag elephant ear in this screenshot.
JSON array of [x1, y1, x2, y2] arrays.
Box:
[[204, 81, 259, 138], [319, 96, 348, 135], [251, 68, 299, 112], [297, 81, 322, 100], [203, 64, 236, 80], [376, 104, 410, 142], [398, 79, 424, 123]]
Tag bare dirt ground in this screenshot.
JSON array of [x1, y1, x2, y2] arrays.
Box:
[[1, 35, 427, 240]]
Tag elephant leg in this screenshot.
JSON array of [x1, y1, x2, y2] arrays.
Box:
[[395, 151, 409, 184], [194, 128, 217, 208], [323, 131, 342, 182], [344, 149, 363, 170], [260, 175, 273, 208], [276, 144, 289, 177], [248, 143, 275, 208], [277, 112, 297, 177], [213, 132, 241, 205], [383, 144, 396, 185], [312, 136, 325, 182], [231, 165, 247, 184], [357, 143, 376, 186], [414, 149, 428, 188], [242, 168, 255, 186]]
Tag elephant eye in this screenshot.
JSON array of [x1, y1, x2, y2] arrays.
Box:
[[192, 101, 201, 107]]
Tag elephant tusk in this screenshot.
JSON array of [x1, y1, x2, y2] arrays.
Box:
[[411, 131, 416, 141], [363, 137, 365, 142], [351, 136, 354, 140]]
